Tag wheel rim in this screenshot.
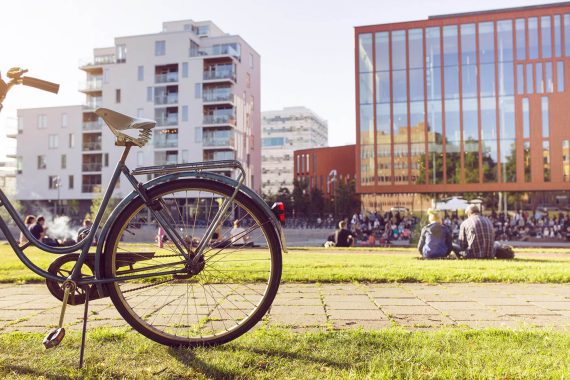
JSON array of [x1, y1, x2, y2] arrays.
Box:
[[107, 183, 278, 344]]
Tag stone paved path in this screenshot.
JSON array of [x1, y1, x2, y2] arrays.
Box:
[[0, 283, 569, 333]]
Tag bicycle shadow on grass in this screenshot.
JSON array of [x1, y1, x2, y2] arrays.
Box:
[[167, 347, 241, 379], [2, 365, 68, 380]]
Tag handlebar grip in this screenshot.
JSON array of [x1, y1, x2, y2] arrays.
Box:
[[21, 76, 59, 94]]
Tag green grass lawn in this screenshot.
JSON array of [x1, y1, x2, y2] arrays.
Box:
[[1, 243, 570, 284], [0, 327, 568, 379]]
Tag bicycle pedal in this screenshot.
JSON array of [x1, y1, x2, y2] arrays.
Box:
[[43, 327, 65, 349]]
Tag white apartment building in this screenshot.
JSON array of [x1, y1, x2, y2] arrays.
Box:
[[261, 107, 328, 195], [13, 20, 261, 216]]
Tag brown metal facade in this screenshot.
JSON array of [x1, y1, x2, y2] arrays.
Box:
[[355, 3, 570, 194]]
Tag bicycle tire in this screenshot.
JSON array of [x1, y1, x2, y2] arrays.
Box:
[[103, 178, 282, 346]]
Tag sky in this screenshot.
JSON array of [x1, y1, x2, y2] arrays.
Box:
[[0, 0, 566, 159]]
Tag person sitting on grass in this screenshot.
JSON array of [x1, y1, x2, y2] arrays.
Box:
[[417, 209, 452, 259], [334, 220, 354, 247], [455, 204, 495, 259]]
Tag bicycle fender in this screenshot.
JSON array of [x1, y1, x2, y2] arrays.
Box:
[[93, 171, 287, 295]]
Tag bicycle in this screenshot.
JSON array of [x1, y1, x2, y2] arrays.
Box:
[[0, 67, 286, 366]]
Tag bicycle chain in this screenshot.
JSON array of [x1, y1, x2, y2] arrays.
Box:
[[120, 253, 193, 294]]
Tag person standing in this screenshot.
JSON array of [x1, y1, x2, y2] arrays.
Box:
[[456, 204, 495, 258], [417, 209, 452, 259]]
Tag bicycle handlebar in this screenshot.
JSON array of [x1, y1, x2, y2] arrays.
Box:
[[21, 76, 59, 94]]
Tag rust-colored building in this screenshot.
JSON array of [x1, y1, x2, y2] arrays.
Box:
[[294, 145, 356, 197], [355, 2, 570, 198]]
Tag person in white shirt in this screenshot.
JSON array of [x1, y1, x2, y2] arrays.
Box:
[[230, 220, 248, 245]]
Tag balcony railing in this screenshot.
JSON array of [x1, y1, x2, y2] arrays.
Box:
[[154, 158, 178, 166], [154, 140, 178, 149], [79, 79, 102, 92], [203, 137, 235, 148], [83, 121, 103, 131], [82, 163, 102, 172], [155, 115, 178, 126], [203, 70, 236, 82], [203, 114, 236, 125], [154, 94, 179, 105], [82, 142, 102, 151], [83, 98, 102, 110], [82, 184, 102, 193], [190, 46, 240, 59], [203, 92, 233, 103], [79, 55, 116, 67], [155, 72, 179, 83]]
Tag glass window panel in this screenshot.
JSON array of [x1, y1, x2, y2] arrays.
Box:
[[461, 65, 477, 98], [545, 62, 554, 93], [393, 102, 408, 145], [558, 61, 565, 92], [375, 71, 390, 103], [524, 141, 531, 182], [478, 22, 495, 64], [536, 62, 544, 93], [444, 66, 459, 99], [410, 101, 425, 143], [375, 32, 389, 72], [411, 143, 425, 184], [377, 144, 391, 184], [426, 65, 442, 100], [462, 97, 479, 141], [497, 20, 513, 62], [409, 69, 424, 101], [565, 15, 570, 56], [392, 70, 407, 103], [376, 103, 391, 141], [522, 98, 530, 139], [394, 143, 409, 184], [555, 15, 562, 57], [465, 141, 480, 183], [517, 64, 524, 94], [543, 141, 551, 182], [445, 99, 460, 142], [428, 142, 443, 184], [427, 100, 442, 135], [515, 18, 526, 60], [498, 61, 514, 96], [461, 24, 476, 65], [443, 25, 458, 67], [409, 29, 424, 69], [446, 140, 461, 184], [360, 105, 374, 144], [359, 73, 373, 104], [499, 96, 515, 140], [542, 97, 549, 137], [426, 27, 441, 67], [529, 17, 539, 59], [500, 139, 517, 183], [541, 16, 552, 59], [480, 63, 496, 97], [526, 64, 534, 94], [481, 97, 497, 140], [361, 145, 375, 186], [483, 139, 498, 183], [563, 140, 570, 182], [392, 31, 406, 70], [359, 33, 373, 73]]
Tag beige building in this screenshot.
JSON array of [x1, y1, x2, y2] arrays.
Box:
[[13, 19, 261, 216], [261, 107, 328, 195]]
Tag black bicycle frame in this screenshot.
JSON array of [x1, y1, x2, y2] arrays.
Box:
[[0, 144, 189, 285]]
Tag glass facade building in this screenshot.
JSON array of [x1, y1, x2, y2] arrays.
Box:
[[355, 3, 570, 194]]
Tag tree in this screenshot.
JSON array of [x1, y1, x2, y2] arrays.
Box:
[[308, 187, 325, 218], [292, 179, 309, 218], [88, 186, 119, 224], [334, 180, 360, 219]]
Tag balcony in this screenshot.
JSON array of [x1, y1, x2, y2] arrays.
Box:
[[203, 69, 236, 83], [82, 184, 102, 193], [83, 97, 102, 111], [155, 114, 178, 127], [190, 45, 240, 59], [82, 163, 102, 172], [155, 72, 179, 83], [154, 93, 178, 105], [79, 79, 103, 93], [203, 114, 236, 126], [203, 91, 234, 104], [83, 121, 103, 131], [203, 150, 236, 161], [203, 137, 235, 148], [154, 139, 178, 149], [82, 142, 102, 151]]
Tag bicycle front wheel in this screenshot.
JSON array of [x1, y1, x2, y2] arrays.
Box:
[[103, 178, 282, 346]]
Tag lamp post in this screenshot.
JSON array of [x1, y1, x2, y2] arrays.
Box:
[[54, 176, 61, 216], [328, 169, 337, 218]]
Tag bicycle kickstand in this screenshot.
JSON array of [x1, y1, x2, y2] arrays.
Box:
[[78, 285, 91, 369], [43, 281, 75, 349]]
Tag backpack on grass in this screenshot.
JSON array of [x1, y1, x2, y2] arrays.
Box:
[[494, 243, 515, 259]]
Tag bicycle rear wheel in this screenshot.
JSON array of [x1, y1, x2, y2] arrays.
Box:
[[103, 178, 282, 346]]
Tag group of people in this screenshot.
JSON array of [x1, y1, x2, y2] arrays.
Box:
[[417, 205, 495, 259], [19, 215, 94, 247]]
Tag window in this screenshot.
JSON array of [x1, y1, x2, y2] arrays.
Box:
[[104, 153, 109, 167], [137, 151, 144, 166], [17, 116, 23, 133], [181, 150, 188, 163], [61, 113, 68, 128], [558, 61, 565, 92], [137, 66, 144, 81], [48, 176, 59, 190], [182, 62, 188, 78], [522, 98, 530, 139], [147, 87, 153, 102], [195, 127, 202, 142], [194, 83, 201, 98], [37, 155, 46, 169], [37, 114, 47, 129], [69, 175, 74, 189], [155, 40, 165, 56], [103, 69, 110, 84], [563, 140, 570, 182], [137, 108, 144, 117], [69, 133, 75, 148], [543, 141, 551, 182], [541, 16, 552, 58], [61, 154, 66, 169], [182, 106, 188, 122], [542, 97, 549, 137], [48, 134, 59, 149], [536, 63, 544, 93], [546, 62, 554, 93], [515, 18, 526, 60], [249, 53, 254, 69], [116, 89, 121, 103], [116, 44, 127, 63]]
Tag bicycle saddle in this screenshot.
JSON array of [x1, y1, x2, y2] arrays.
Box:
[[95, 108, 156, 147]]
